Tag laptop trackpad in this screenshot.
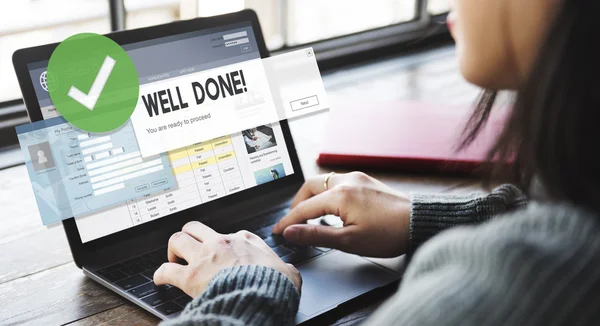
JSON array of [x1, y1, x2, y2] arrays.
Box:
[[296, 250, 399, 318]]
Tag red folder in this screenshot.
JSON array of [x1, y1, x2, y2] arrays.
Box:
[[316, 100, 508, 174]]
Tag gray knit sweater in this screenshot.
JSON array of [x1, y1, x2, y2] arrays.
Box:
[[165, 185, 600, 325]]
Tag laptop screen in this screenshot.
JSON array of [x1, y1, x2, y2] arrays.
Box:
[[24, 22, 295, 243]]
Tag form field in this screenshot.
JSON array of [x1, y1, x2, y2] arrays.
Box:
[[225, 38, 249, 47], [88, 157, 144, 177], [90, 158, 163, 184], [80, 136, 110, 148], [82, 143, 113, 155], [223, 31, 247, 40], [93, 183, 125, 196], [86, 151, 140, 170], [92, 164, 165, 190], [94, 151, 110, 160], [111, 147, 124, 155]]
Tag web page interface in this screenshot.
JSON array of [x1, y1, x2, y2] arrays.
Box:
[[16, 117, 175, 225], [23, 23, 300, 242], [129, 36, 329, 157]]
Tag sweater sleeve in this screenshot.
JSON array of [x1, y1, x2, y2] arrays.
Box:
[[408, 184, 526, 255], [363, 204, 600, 326], [162, 265, 299, 326]]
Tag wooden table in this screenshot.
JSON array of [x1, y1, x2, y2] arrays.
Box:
[[0, 44, 484, 325]]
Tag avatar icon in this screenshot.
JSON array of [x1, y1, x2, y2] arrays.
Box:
[[37, 150, 48, 164], [28, 142, 55, 172]]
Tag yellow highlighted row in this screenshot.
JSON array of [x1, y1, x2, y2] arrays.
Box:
[[171, 152, 236, 175], [192, 156, 217, 169], [217, 151, 235, 162], [172, 163, 192, 175], [167, 147, 188, 162], [167, 135, 233, 167], [212, 135, 230, 142], [211, 137, 231, 148]]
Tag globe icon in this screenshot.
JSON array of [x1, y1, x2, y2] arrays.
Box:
[[40, 71, 57, 92]]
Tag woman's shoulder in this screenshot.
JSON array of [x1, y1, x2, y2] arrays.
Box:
[[382, 205, 600, 326], [400, 202, 600, 324], [493, 201, 600, 234], [409, 202, 600, 280], [433, 201, 600, 247]]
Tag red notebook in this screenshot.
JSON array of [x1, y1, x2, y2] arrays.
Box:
[[317, 100, 508, 174]]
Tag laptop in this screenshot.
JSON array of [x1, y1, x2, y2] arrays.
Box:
[[12, 10, 402, 324]]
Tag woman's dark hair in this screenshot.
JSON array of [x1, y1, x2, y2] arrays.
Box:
[[461, 0, 600, 211]]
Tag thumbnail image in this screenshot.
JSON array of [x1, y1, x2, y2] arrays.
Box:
[[28, 141, 56, 172], [242, 124, 276, 154], [254, 163, 286, 185]]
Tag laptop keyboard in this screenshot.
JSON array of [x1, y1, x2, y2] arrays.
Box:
[[95, 221, 330, 317], [96, 248, 189, 316]]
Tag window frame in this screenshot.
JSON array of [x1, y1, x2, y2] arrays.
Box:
[[0, 0, 449, 152], [109, 0, 127, 31], [1, 0, 446, 106], [273, 0, 431, 61]]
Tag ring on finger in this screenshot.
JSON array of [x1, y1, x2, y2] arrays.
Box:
[[324, 172, 336, 191]]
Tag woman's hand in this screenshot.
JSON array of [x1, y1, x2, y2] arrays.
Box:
[[272, 172, 411, 258], [154, 221, 302, 298]]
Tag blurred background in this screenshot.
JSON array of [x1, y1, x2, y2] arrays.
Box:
[[0, 0, 450, 166]]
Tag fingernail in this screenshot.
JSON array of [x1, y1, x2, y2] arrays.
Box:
[[169, 232, 181, 242], [153, 265, 162, 281], [284, 226, 299, 242]]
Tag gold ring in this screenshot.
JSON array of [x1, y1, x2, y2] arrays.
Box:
[[324, 172, 335, 191]]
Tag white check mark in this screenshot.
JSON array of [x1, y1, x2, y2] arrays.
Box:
[[68, 55, 116, 111]]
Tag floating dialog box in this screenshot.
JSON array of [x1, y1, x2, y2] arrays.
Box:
[[130, 47, 330, 157], [16, 116, 176, 225]]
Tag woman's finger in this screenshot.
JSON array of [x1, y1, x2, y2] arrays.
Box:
[[182, 221, 219, 243], [289, 176, 323, 209], [282, 224, 353, 250], [153, 262, 187, 288], [167, 231, 203, 263], [273, 190, 342, 234], [290, 173, 341, 208]]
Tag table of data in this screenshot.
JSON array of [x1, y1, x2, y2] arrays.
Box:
[[125, 135, 246, 225]]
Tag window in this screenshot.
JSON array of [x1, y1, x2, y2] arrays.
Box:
[[284, 0, 417, 46], [125, 0, 181, 29], [428, 0, 451, 15], [0, 0, 448, 135], [127, 0, 431, 50], [0, 0, 110, 103], [178, 0, 285, 50]]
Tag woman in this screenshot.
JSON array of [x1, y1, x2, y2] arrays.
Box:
[[155, 0, 600, 324]]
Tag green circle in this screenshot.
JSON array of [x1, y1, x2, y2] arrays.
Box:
[[47, 33, 139, 133]]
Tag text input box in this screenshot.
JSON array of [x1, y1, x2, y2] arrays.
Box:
[[88, 157, 144, 177], [91, 164, 165, 190], [86, 151, 140, 170], [81, 142, 113, 155], [225, 38, 249, 47], [90, 158, 163, 184], [80, 136, 111, 148], [223, 31, 247, 40], [93, 183, 125, 196]]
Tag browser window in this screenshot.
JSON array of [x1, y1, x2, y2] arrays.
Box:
[[128, 28, 328, 158], [24, 23, 302, 242], [16, 118, 175, 225]]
